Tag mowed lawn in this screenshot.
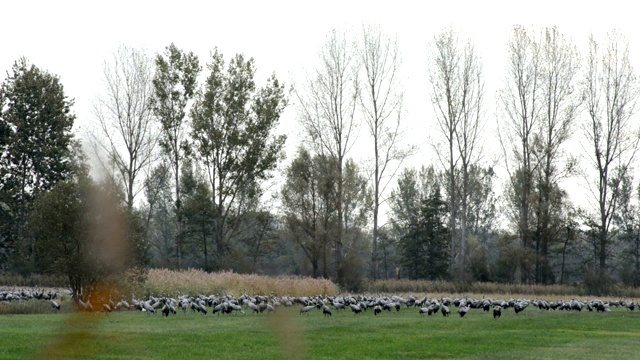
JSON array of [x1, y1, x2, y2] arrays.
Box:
[[1, 305, 639, 359]]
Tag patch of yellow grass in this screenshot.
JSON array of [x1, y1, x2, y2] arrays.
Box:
[[143, 268, 338, 297]]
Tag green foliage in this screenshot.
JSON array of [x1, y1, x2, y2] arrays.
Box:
[[234, 210, 279, 273], [467, 235, 491, 282], [0, 58, 76, 270], [399, 185, 450, 280], [152, 43, 200, 160], [151, 43, 201, 268], [281, 148, 339, 278], [281, 147, 369, 282], [143, 162, 176, 268], [584, 270, 615, 295], [28, 174, 149, 302], [29, 180, 91, 298], [124, 209, 152, 270], [464, 165, 498, 238], [341, 158, 371, 230], [390, 167, 422, 233], [189, 48, 287, 269], [0, 58, 76, 199], [0, 202, 11, 269], [337, 246, 366, 291], [493, 233, 524, 283], [180, 160, 214, 270], [613, 172, 640, 287]]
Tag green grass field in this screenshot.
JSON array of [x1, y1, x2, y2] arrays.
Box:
[[1, 305, 639, 359]]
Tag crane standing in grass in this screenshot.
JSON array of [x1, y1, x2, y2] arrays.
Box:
[[493, 306, 502, 319]]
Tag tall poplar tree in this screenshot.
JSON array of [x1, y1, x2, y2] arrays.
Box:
[[190, 49, 287, 270], [152, 43, 200, 268]]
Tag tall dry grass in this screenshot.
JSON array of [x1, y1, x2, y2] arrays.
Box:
[[0, 273, 68, 288], [0, 298, 74, 315], [365, 279, 640, 298], [142, 269, 338, 297]]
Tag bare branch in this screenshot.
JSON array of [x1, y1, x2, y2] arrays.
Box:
[[90, 44, 158, 210], [428, 27, 485, 276], [580, 31, 640, 271]]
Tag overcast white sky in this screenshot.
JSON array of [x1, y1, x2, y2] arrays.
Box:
[[2, 0, 639, 217]]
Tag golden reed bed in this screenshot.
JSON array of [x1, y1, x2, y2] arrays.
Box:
[[143, 268, 338, 297]]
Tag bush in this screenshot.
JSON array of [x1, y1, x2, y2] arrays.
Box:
[[583, 269, 614, 296], [337, 252, 365, 292]]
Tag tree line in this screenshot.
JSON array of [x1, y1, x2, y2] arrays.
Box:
[[1, 25, 639, 294]]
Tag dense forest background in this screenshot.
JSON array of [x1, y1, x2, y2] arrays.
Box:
[[2, 25, 640, 295]]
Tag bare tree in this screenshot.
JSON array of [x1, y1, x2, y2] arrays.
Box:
[[498, 25, 541, 283], [91, 44, 157, 210], [359, 24, 415, 280], [428, 27, 484, 277], [296, 29, 360, 278], [499, 26, 581, 284], [530, 27, 580, 283], [581, 31, 639, 276]]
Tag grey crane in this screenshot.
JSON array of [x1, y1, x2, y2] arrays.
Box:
[[514, 301, 528, 314], [349, 303, 362, 315], [247, 301, 259, 314], [194, 301, 208, 315], [115, 300, 130, 311], [79, 298, 93, 312], [493, 305, 502, 319], [427, 304, 439, 316], [229, 302, 245, 315], [142, 301, 156, 314], [162, 304, 171, 317], [300, 305, 315, 315]]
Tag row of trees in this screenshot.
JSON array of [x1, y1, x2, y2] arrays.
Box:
[[499, 27, 640, 291], [1, 25, 640, 294]]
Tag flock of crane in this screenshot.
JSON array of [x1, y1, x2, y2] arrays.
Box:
[[1, 287, 636, 319]]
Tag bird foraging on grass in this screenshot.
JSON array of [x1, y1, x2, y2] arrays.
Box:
[[493, 305, 502, 319]]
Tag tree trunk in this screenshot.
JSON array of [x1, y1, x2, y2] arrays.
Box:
[[635, 231, 640, 288], [312, 259, 319, 278], [449, 138, 457, 276], [560, 227, 569, 284], [174, 155, 182, 269], [336, 158, 344, 277], [203, 222, 208, 272]]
